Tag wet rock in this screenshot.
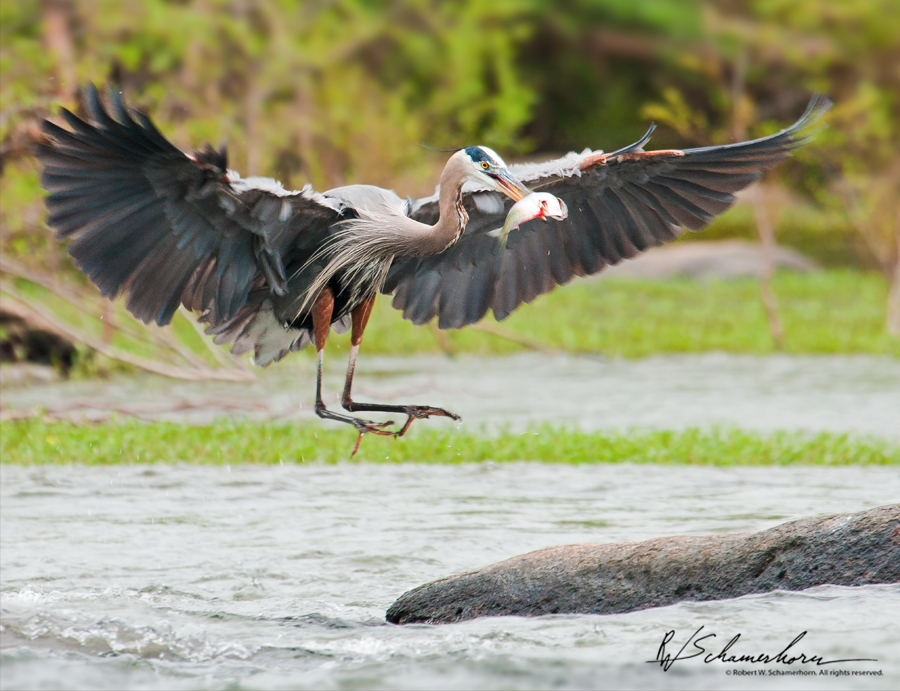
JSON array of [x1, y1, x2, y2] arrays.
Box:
[[597, 239, 817, 280], [386, 504, 899, 625]]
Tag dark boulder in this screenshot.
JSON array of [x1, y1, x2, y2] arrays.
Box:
[[387, 504, 899, 625]]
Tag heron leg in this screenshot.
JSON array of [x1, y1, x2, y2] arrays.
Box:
[[341, 295, 461, 437], [311, 289, 394, 454]]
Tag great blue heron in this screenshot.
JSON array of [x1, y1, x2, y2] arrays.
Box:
[[36, 85, 830, 451]]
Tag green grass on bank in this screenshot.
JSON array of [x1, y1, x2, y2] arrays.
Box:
[[337, 270, 900, 358], [2, 420, 896, 466]]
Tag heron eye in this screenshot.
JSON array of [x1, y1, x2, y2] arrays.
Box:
[[481, 161, 490, 170]]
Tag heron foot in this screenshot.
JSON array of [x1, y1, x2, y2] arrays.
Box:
[[340, 399, 461, 441], [314, 403, 394, 455], [350, 418, 396, 456], [394, 406, 461, 438]]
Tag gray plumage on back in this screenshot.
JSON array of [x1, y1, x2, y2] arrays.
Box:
[[324, 184, 408, 213]]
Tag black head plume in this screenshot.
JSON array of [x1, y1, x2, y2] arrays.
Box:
[[418, 141, 462, 153]]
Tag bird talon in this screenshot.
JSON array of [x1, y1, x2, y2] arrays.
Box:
[[350, 418, 395, 455], [391, 406, 461, 437], [415, 406, 460, 421], [396, 415, 417, 438], [352, 418, 394, 432]]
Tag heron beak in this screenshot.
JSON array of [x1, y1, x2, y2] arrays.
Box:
[[490, 169, 531, 202]]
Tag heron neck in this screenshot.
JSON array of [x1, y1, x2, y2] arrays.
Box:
[[409, 157, 469, 257]]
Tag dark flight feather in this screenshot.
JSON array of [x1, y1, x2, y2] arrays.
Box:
[[385, 95, 832, 329], [36, 83, 341, 328]]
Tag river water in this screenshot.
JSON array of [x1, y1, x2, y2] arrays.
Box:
[[2, 463, 898, 690], [2, 354, 899, 689], [3, 353, 899, 436]]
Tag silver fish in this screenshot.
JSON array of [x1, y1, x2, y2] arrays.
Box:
[[495, 192, 568, 247]]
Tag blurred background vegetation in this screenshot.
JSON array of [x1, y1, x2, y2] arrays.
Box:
[[1, 0, 898, 378]]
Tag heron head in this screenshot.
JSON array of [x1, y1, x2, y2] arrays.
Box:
[[463, 146, 530, 202]]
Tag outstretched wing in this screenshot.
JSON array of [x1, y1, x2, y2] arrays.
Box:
[[384, 95, 831, 329], [36, 84, 342, 327]]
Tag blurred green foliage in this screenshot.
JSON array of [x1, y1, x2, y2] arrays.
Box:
[[3, 0, 898, 241], [2, 1, 897, 187], [1, 0, 898, 358]]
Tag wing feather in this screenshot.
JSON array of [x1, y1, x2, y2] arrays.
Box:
[[386, 95, 831, 328], [37, 84, 340, 327]]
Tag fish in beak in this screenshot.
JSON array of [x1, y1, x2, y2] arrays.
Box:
[[495, 192, 568, 247]]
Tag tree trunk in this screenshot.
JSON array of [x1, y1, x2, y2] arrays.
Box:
[[40, 0, 77, 97], [751, 186, 785, 349], [888, 208, 900, 336]]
